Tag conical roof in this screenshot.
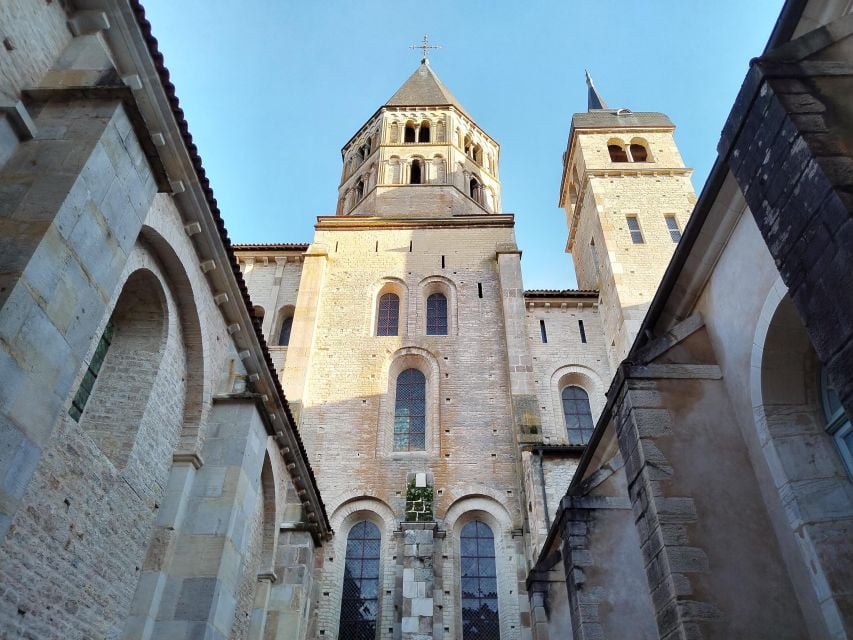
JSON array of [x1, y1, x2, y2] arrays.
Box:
[[386, 61, 470, 117]]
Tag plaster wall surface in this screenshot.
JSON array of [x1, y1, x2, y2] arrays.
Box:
[[695, 207, 853, 636]]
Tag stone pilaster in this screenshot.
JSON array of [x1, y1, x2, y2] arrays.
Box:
[[401, 522, 436, 639]]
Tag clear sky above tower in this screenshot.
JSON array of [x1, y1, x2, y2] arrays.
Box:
[[143, 0, 782, 289]]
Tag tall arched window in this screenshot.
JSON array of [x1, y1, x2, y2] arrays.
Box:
[[608, 144, 628, 162], [460, 521, 499, 639], [562, 385, 594, 445], [339, 521, 381, 639], [377, 293, 400, 336], [278, 315, 293, 346], [404, 121, 416, 143], [394, 369, 426, 451], [411, 159, 423, 185], [426, 293, 448, 335], [630, 143, 648, 162], [355, 178, 364, 202], [419, 120, 431, 142], [822, 370, 853, 476]]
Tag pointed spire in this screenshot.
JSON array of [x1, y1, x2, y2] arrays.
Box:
[[585, 70, 608, 111]]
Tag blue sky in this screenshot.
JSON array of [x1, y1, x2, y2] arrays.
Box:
[[143, 0, 782, 289]]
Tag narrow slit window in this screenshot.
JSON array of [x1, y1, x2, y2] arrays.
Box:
[[338, 521, 381, 639], [426, 293, 448, 336], [477, 283, 483, 299], [539, 319, 547, 344], [578, 319, 587, 344], [376, 293, 400, 336], [394, 369, 426, 451], [665, 215, 682, 242], [69, 321, 115, 422], [626, 216, 644, 244], [441, 255, 445, 269]]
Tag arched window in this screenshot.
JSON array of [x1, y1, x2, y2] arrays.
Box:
[[339, 521, 381, 639], [389, 122, 399, 143], [562, 385, 594, 445], [464, 134, 473, 158], [377, 293, 400, 336], [410, 159, 423, 185], [253, 305, 265, 320], [460, 521, 499, 639], [355, 178, 364, 202], [404, 121, 416, 143], [822, 370, 853, 476], [278, 315, 293, 346], [419, 120, 431, 142], [426, 293, 448, 335], [630, 143, 648, 162], [393, 369, 426, 451], [608, 144, 628, 162], [469, 177, 481, 202], [472, 144, 483, 165]]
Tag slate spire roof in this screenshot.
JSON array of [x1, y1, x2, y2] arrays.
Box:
[[585, 70, 608, 111], [386, 61, 470, 118]]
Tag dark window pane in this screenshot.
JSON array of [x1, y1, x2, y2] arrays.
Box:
[[278, 315, 293, 346], [377, 293, 399, 336], [562, 386, 593, 445], [460, 520, 500, 639], [426, 293, 448, 335], [339, 521, 381, 639]]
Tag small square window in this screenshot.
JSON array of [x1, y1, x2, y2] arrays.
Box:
[[665, 215, 681, 242], [626, 216, 644, 244]]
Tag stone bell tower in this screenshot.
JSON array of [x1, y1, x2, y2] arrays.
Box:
[[558, 72, 697, 372], [336, 57, 501, 218]]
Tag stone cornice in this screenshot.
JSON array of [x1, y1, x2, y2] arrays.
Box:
[[315, 213, 515, 231]]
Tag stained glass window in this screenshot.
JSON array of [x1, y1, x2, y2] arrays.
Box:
[[377, 293, 400, 336], [426, 293, 448, 335], [461, 521, 500, 640], [562, 386, 594, 445], [339, 521, 381, 640], [394, 369, 426, 451]]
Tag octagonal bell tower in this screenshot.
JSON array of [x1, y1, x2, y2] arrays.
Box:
[[337, 59, 501, 218]]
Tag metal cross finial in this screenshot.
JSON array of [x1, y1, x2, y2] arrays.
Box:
[[410, 34, 441, 63]]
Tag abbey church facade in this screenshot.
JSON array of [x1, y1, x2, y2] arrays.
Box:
[[0, 1, 852, 639]]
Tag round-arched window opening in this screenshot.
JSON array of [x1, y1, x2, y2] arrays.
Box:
[[419, 120, 431, 142], [608, 144, 628, 162], [411, 159, 423, 185], [562, 385, 594, 445], [630, 143, 648, 162], [404, 122, 416, 143]]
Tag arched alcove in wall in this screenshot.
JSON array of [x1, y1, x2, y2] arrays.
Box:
[[77, 268, 168, 470]]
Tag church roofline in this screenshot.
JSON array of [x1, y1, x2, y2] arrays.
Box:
[[524, 289, 599, 298], [233, 243, 309, 252], [315, 213, 515, 230], [123, 0, 331, 540]]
